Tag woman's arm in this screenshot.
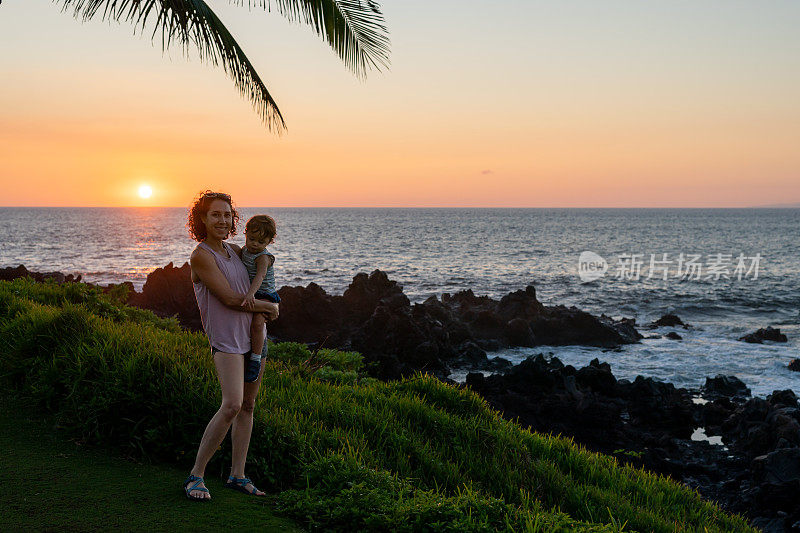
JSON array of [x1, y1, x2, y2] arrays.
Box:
[[251, 298, 279, 319], [190, 247, 279, 319]]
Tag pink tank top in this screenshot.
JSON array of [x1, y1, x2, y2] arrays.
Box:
[[193, 241, 253, 353]]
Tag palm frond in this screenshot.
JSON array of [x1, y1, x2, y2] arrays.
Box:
[[231, 0, 391, 78], [54, 0, 287, 133]]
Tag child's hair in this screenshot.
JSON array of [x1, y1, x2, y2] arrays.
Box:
[[245, 215, 277, 240]]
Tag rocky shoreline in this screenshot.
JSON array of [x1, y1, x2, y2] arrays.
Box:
[[467, 357, 799, 532], [3, 263, 799, 531]]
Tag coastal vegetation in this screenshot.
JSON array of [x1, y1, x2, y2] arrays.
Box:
[[0, 278, 757, 532], [0, 391, 302, 531]]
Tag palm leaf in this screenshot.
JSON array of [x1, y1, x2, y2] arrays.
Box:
[[53, 0, 390, 132], [54, 0, 290, 132], [231, 0, 391, 78]]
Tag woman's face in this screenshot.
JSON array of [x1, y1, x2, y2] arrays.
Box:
[[202, 199, 233, 240]]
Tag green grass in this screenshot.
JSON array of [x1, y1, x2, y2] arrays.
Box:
[[0, 392, 303, 532], [0, 278, 759, 532]]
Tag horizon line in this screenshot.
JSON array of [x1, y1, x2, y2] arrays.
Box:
[[2, 205, 800, 209]]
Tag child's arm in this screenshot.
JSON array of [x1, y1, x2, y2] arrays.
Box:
[[241, 253, 274, 309]]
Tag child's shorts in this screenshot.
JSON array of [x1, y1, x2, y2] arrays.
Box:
[[255, 289, 281, 303]]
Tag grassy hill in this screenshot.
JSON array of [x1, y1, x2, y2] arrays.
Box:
[[0, 278, 758, 532], [0, 392, 302, 532]]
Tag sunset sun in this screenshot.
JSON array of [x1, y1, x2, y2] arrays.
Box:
[[138, 185, 153, 199]]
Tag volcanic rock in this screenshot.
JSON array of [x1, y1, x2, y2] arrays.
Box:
[[739, 327, 788, 343]]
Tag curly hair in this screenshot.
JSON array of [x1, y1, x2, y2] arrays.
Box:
[[187, 190, 239, 242]]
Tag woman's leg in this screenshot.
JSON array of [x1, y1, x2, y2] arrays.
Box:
[[230, 334, 267, 495], [250, 312, 266, 356], [188, 351, 245, 499]]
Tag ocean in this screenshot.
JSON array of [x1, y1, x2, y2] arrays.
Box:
[[2, 207, 798, 397]]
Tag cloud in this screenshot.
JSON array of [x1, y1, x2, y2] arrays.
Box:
[[480, 169, 493, 175]]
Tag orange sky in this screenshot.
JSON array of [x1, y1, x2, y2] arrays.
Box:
[[1, 1, 799, 207]]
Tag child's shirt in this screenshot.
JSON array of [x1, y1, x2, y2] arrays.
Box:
[[241, 248, 277, 294]]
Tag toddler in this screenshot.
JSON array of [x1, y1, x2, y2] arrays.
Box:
[[240, 215, 280, 382]]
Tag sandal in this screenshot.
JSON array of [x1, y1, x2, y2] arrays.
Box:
[[183, 474, 210, 501], [225, 475, 265, 496]]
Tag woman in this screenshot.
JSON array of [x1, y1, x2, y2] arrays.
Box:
[[182, 191, 279, 501]]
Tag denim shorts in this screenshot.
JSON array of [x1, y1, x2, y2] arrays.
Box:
[[255, 289, 281, 303]]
